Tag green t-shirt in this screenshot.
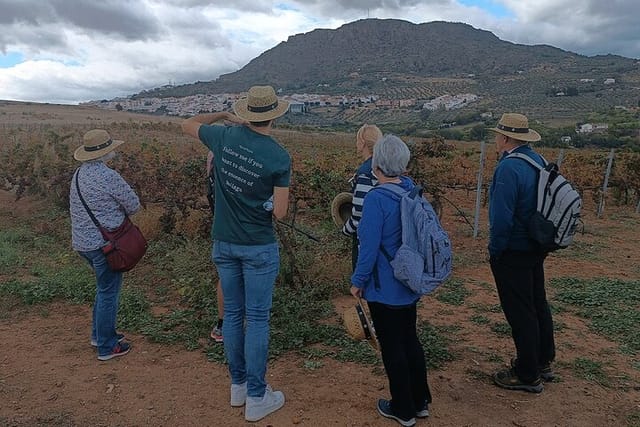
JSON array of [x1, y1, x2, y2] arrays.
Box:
[[198, 124, 291, 245]]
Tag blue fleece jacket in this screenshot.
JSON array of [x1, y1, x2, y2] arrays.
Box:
[[488, 144, 545, 259], [351, 175, 420, 306]]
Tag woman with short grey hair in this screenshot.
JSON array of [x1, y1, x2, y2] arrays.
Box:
[[372, 134, 411, 178], [350, 134, 432, 426]]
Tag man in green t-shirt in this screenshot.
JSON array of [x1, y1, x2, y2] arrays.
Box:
[[182, 86, 290, 423]]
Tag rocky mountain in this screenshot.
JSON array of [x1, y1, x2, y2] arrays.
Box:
[[134, 19, 640, 124], [137, 19, 638, 97]]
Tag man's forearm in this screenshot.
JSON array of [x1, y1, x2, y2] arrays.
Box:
[[182, 112, 234, 139], [188, 112, 232, 125]]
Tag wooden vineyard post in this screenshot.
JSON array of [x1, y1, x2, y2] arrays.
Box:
[[473, 141, 486, 239], [597, 148, 615, 219], [556, 149, 565, 168]]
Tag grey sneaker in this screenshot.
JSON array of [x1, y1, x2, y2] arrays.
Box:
[[231, 382, 247, 407], [245, 386, 285, 422]]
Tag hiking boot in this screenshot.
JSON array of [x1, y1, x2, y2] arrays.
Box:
[[210, 326, 223, 343], [231, 382, 247, 407], [376, 399, 416, 427], [493, 368, 543, 393], [415, 401, 429, 418], [245, 386, 285, 422], [91, 333, 125, 347], [97, 341, 131, 361], [510, 357, 555, 381]]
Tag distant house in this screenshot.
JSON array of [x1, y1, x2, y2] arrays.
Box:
[[560, 136, 572, 143], [376, 99, 393, 108], [577, 123, 609, 134], [604, 78, 616, 85], [398, 99, 416, 108], [579, 78, 595, 83], [480, 111, 493, 119], [288, 102, 306, 114]]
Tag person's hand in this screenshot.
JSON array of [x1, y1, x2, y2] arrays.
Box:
[[223, 112, 249, 126], [350, 285, 362, 299]]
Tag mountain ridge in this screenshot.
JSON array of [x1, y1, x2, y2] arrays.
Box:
[[132, 19, 640, 124]]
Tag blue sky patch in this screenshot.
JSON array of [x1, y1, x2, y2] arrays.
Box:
[[274, 3, 299, 12], [458, 0, 513, 18], [0, 51, 24, 68]]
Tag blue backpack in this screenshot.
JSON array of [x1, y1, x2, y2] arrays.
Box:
[[377, 183, 453, 295]]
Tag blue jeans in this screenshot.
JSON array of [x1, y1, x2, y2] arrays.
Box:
[[212, 241, 280, 398], [79, 249, 123, 356]]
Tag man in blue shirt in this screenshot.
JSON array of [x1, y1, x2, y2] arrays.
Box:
[[488, 113, 555, 393]]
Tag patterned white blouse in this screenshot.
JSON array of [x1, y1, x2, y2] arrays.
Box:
[[69, 161, 141, 252]]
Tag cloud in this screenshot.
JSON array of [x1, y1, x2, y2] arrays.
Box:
[[0, 0, 161, 45], [0, 0, 638, 104], [497, 0, 640, 58]]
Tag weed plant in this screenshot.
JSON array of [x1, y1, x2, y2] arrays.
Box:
[[551, 277, 640, 354]]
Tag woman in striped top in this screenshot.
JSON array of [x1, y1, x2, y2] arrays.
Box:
[[342, 124, 383, 269]]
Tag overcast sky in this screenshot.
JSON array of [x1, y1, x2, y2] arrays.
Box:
[[1, 0, 639, 104]]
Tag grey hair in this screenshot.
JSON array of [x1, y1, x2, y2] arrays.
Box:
[[96, 151, 116, 162], [372, 134, 410, 177]]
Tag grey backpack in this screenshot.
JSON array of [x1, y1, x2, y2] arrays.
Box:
[[507, 152, 582, 252], [377, 183, 452, 295]]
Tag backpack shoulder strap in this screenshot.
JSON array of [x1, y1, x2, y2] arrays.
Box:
[[375, 183, 409, 263], [505, 152, 547, 170]]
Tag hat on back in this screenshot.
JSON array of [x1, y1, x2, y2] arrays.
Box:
[[489, 113, 541, 142], [233, 85, 289, 122]]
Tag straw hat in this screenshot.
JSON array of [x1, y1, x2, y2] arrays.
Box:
[[331, 192, 353, 227], [343, 300, 379, 350], [74, 129, 124, 161], [489, 113, 541, 142], [233, 85, 289, 122]]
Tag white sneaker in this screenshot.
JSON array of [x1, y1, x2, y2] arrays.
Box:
[[230, 382, 247, 407], [244, 386, 285, 422]]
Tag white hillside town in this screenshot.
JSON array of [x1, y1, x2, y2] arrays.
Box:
[[81, 90, 480, 117]]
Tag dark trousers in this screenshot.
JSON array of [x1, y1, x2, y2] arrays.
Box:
[[368, 301, 432, 421], [351, 234, 359, 271], [490, 251, 556, 383]]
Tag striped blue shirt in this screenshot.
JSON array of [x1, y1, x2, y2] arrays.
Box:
[[342, 157, 378, 236], [69, 161, 141, 252]]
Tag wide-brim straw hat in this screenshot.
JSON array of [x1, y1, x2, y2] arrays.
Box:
[[233, 85, 289, 122], [331, 192, 353, 227], [343, 300, 379, 351], [74, 129, 124, 161], [489, 113, 541, 142]]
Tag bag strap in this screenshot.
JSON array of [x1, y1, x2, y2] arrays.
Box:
[[375, 182, 424, 263], [75, 169, 101, 228], [506, 152, 548, 170], [75, 169, 109, 240]]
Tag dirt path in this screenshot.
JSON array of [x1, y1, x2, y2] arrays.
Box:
[[1, 288, 638, 426], [1, 193, 639, 426]]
